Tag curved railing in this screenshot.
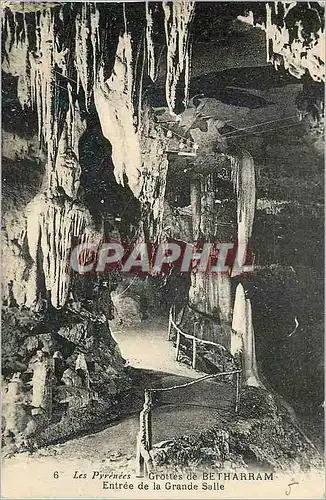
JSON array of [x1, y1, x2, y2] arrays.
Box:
[[136, 304, 242, 478], [168, 304, 227, 370], [136, 369, 241, 477]]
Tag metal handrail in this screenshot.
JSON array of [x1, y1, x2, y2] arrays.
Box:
[[136, 368, 241, 478], [136, 304, 242, 478], [149, 369, 241, 393], [168, 305, 227, 370]]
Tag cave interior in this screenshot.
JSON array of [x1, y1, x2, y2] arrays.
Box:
[[1, 0, 324, 475]]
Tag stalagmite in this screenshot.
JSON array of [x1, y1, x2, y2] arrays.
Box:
[[2, 373, 37, 448], [24, 97, 98, 309], [61, 367, 83, 387], [94, 33, 143, 197], [75, 353, 90, 390], [162, 0, 195, 115], [25, 195, 100, 309], [2, 6, 88, 177], [231, 149, 256, 267], [231, 283, 264, 388], [2, 90, 97, 310], [31, 351, 54, 419]]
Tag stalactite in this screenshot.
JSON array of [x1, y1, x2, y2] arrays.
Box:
[[2, 10, 31, 108], [138, 105, 169, 239], [184, 33, 192, 108], [239, 2, 325, 82], [90, 4, 100, 88], [187, 271, 232, 346], [162, 0, 195, 115], [145, 1, 156, 81], [6, 14, 91, 294], [265, 2, 324, 82], [2, 3, 202, 303], [51, 98, 85, 197], [3, 6, 102, 310], [74, 4, 91, 108], [29, 8, 58, 174], [23, 101, 94, 310], [3, 3, 197, 206], [231, 149, 256, 267], [94, 32, 142, 197]]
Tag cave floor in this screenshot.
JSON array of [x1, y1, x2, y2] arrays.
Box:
[[3, 318, 236, 495], [111, 317, 208, 378]]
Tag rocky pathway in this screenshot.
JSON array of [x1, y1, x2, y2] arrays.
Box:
[[2, 318, 235, 498]]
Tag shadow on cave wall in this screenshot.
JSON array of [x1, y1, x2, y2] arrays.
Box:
[[78, 112, 141, 239], [235, 267, 324, 426]]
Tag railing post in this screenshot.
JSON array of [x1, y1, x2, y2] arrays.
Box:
[[168, 308, 172, 341], [136, 389, 154, 478], [192, 338, 197, 370], [235, 371, 240, 413], [175, 330, 180, 361], [135, 431, 145, 478], [144, 390, 152, 452], [179, 304, 185, 325]]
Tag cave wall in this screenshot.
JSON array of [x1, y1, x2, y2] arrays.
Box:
[[157, 11, 324, 421]]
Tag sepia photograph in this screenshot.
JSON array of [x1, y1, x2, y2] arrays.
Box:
[[1, 1, 325, 498]]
